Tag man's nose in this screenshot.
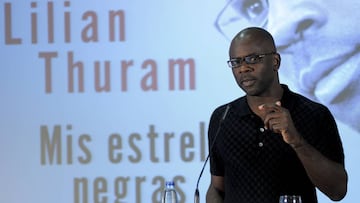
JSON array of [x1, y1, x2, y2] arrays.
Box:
[[267, 3, 327, 51], [235, 64, 254, 74]]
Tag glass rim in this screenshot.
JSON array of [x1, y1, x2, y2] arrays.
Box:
[[227, 52, 276, 68]]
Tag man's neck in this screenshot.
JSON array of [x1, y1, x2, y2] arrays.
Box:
[[247, 85, 283, 103]]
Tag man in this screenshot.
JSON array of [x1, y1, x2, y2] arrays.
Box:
[[214, 1, 360, 132], [206, 27, 347, 203]]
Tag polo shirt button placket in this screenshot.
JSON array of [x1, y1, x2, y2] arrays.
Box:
[[258, 127, 265, 147]]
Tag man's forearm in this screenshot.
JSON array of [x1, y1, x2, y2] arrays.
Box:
[[206, 183, 224, 203], [293, 140, 348, 201]]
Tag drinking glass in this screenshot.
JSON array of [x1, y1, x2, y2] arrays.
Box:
[[279, 195, 302, 203]]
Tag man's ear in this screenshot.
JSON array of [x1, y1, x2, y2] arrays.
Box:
[[273, 53, 281, 70]]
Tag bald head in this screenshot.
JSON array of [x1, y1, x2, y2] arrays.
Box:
[[228, 27, 281, 78], [230, 27, 277, 54]]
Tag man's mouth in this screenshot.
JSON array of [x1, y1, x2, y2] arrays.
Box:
[[241, 78, 256, 87]]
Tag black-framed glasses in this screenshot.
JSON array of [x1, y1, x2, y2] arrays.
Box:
[[227, 52, 275, 68]]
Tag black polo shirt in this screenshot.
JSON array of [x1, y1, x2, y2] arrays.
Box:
[[208, 85, 344, 203]]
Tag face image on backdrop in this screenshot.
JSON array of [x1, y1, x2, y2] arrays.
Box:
[[214, 0, 360, 132]]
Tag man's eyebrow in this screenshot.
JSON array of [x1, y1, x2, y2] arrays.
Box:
[[230, 53, 258, 59]]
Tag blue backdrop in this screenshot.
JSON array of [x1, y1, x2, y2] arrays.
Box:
[[1, 1, 359, 203]]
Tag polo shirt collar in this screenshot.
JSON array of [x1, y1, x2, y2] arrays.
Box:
[[229, 84, 295, 118]]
